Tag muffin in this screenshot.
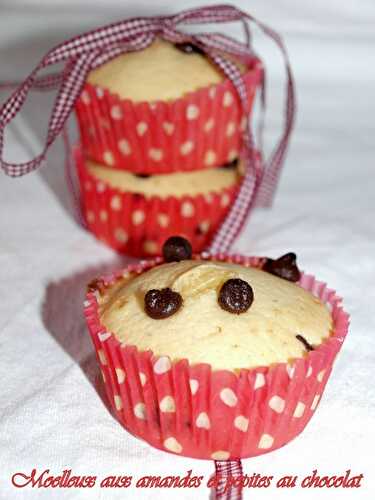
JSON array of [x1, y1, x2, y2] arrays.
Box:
[[75, 38, 263, 174], [76, 148, 242, 256], [84, 240, 349, 460]]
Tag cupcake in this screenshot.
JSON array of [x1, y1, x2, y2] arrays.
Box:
[[76, 148, 243, 257], [84, 238, 349, 460], [75, 38, 262, 174]]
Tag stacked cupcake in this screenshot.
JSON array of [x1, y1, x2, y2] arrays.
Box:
[[75, 39, 263, 257]]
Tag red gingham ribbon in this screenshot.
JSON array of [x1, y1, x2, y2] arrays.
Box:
[[0, 4, 295, 253], [213, 459, 244, 499]]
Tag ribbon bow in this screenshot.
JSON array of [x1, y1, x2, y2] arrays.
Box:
[[0, 4, 295, 253]]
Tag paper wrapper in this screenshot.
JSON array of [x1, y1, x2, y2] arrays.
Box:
[[75, 58, 263, 174], [75, 148, 240, 257], [84, 254, 349, 460]]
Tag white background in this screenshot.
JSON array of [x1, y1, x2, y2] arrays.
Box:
[[0, 1, 374, 499]]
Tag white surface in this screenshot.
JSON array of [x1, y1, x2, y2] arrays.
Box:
[[0, 1, 374, 499]]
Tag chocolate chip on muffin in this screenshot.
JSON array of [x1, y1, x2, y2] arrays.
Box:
[[162, 236, 192, 262], [135, 173, 151, 179], [263, 252, 301, 282], [218, 278, 254, 314], [296, 334, 315, 352], [220, 159, 239, 170], [174, 42, 205, 56], [87, 278, 106, 295], [144, 288, 183, 319]]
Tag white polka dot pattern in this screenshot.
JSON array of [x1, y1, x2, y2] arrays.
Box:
[[96, 87, 104, 99], [220, 388, 238, 407], [254, 373, 265, 389], [115, 368, 126, 384], [163, 122, 174, 135], [114, 394, 123, 411], [96, 181, 106, 193], [181, 201, 195, 217], [157, 213, 169, 228], [234, 415, 249, 432], [132, 210, 145, 225], [114, 228, 128, 243], [159, 396, 176, 413], [186, 104, 199, 120], [148, 148, 163, 162], [269, 395, 285, 414], [136, 122, 148, 136], [293, 402, 305, 418], [110, 195, 122, 211], [134, 402, 146, 419], [103, 151, 114, 166], [196, 412, 210, 429], [86, 211, 95, 223], [189, 379, 199, 395], [223, 91, 234, 107], [286, 365, 295, 379], [180, 140, 194, 156], [139, 372, 147, 386], [99, 210, 108, 222], [164, 437, 182, 454], [258, 434, 274, 449], [98, 331, 111, 342], [199, 220, 210, 233], [204, 150, 216, 166], [118, 138, 131, 156], [110, 105, 123, 120], [98, 349, 107, 365], [153, 357, 171, 374], [317, 370, 325, 382], [221, 193, 230, 207], [226, 121, 236, 137]]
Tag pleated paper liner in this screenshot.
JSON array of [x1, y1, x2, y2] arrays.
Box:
[[84, 254, 349, 460], [75, 148, 240, 258], [75, 58, 263, 174]]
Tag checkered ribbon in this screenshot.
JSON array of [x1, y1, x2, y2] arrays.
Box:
[[0, 4, 295, 253], [213, 459, 244, 499]]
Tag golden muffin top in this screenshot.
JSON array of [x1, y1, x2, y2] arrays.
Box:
[[97, 253, 332, 372], [87, 158, 241, 199], [88, 39, 239, 102]]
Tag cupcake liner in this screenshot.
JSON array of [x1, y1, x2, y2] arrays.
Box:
[[75, 58, 263, 174], [84, 254, 349, 460], [75, 148, 240, 257]]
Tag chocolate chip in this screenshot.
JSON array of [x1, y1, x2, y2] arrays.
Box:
[[174, 42, 204, 55], [218, 278, 254, 314], [296, 334, 314, 352], [162, 236, 192, 262], [87, 278, 105, 295], [135, 173, 151, 179], [220, 159, 239, 170], [144, 288, 182, 319], [263, 252, 301, 282]]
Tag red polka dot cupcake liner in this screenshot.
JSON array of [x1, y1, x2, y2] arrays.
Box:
[[75, 148, 239, 257], [84, 254, 349, 460], [74, 58, 263, 174]]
